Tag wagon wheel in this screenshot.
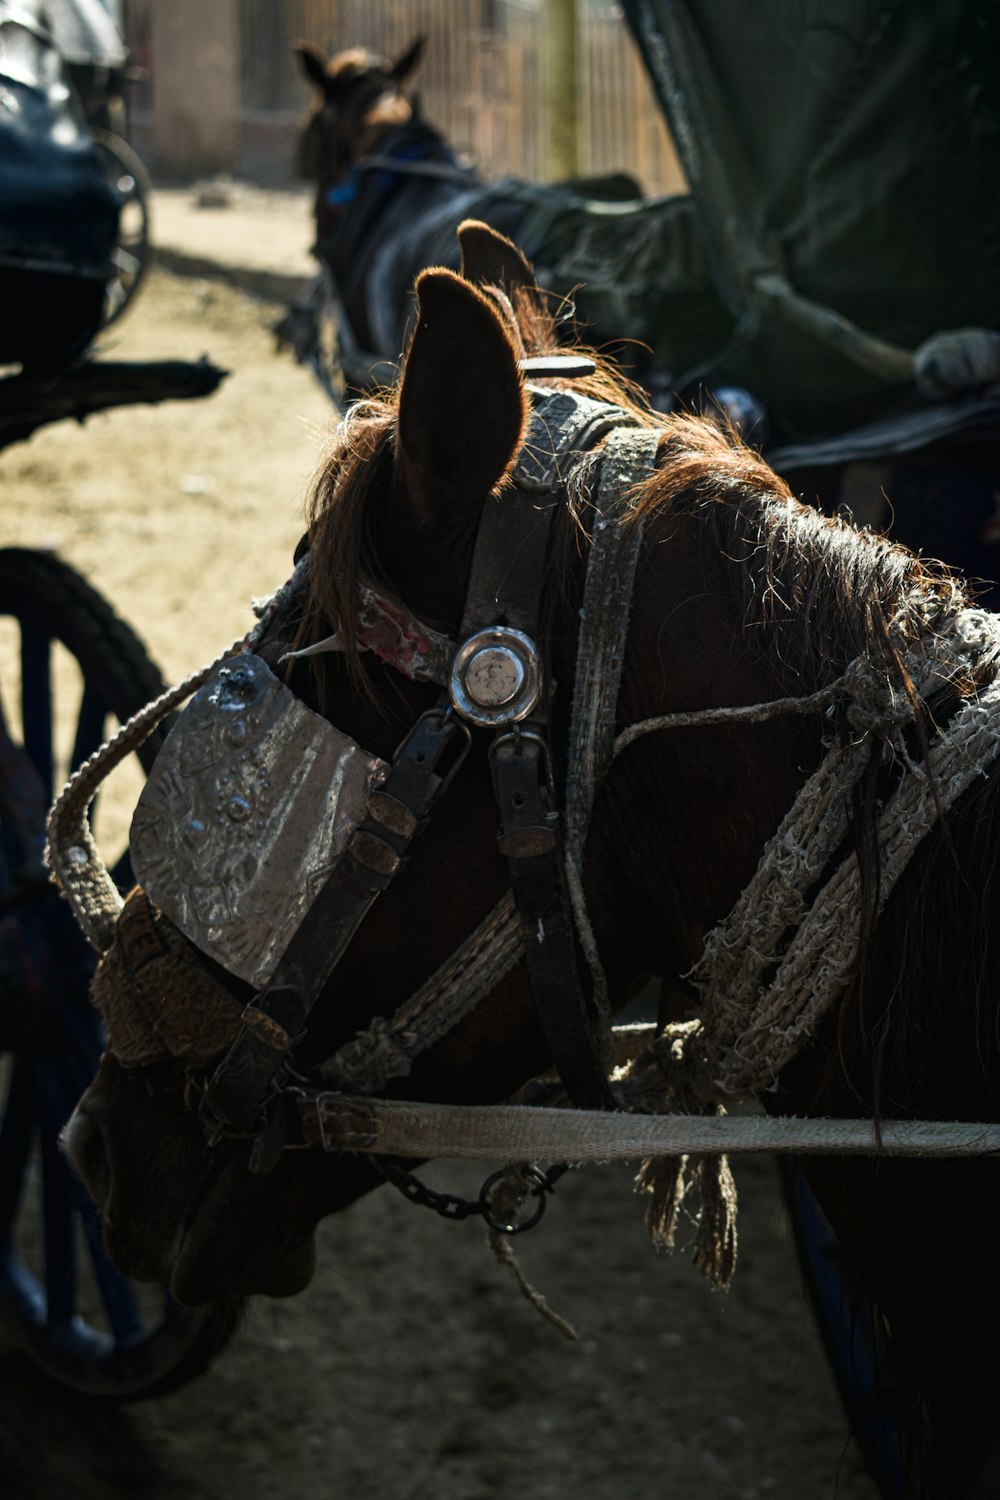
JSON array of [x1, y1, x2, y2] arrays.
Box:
[[0, 548, 238, 1397], [91, 130, 153, 329]]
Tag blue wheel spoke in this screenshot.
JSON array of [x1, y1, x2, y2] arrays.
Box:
[[19, 626, 53, 798], [46, 1055, 146, 1343], [0, 1056, 37, 1243], [70, 683, 107, 776], [76, 1189, 145, 1346], [0, 693, 9, 857], [39, 1086, 76, 1326]]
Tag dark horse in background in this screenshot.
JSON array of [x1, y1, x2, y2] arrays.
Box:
[[283, 35, 722, 406], [65, 222, 1000, 1498], [282, 33, 1000, 608]]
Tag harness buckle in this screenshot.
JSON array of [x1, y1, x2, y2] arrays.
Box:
[[246, 1062, 313, 1174], [391, 705, 471, 811]]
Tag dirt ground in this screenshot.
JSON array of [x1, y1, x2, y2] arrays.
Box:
[[0, 266, 881, 1500]]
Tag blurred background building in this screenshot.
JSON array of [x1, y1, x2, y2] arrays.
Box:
[[121, 0, 684, 192]]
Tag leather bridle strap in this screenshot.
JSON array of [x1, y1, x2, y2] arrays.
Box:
[[458, 475, 617, 1111], [492, 726, 615, 1108], [199, 704, 469, 1144]]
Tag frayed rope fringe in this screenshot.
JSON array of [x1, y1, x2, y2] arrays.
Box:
[[488, 1231, 579, 1342], [635, 1129, 738, 1290]]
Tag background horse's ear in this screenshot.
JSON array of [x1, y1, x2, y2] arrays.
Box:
[[389, 36, 427, 90], [292, 40, 330, 94], [397, 269, 528, 527]]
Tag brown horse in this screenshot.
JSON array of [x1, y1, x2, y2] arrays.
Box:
[[64, 223, 1000, 1497]]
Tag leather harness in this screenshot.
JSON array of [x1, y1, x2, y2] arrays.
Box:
[[132, 385, 652, 1169]]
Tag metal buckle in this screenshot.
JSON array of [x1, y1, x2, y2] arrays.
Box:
[[488, 726, 553, 782], [394, 705, 472, 808]]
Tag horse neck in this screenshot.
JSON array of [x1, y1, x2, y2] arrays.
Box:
[[580, 486, 1000, 1124], [577, 501, 826, 999], [318, 118, 477, 354], [318, 115, 460, 247]]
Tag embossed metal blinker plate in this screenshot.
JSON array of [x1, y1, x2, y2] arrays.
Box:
[[130, 654, 388, 989]]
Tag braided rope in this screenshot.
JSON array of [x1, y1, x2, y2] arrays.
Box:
[[44, 564, 307, 953], [704, 662, 1000, 1100], [321, 890, 522, 1091], [612, 606, 1000, 1104]]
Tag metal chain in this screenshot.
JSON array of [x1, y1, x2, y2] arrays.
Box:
[[373, 1156, 570, 1235]]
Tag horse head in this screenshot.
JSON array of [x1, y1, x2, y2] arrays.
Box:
[[64, 221, 807, 1300], [294, 36, 427, 241]]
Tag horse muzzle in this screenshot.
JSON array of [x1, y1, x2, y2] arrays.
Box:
[[62, 1090, 186, 1285]]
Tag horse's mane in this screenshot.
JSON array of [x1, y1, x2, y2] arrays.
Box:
[[304, 318, 979, 701], [627, 406, 981, 687]]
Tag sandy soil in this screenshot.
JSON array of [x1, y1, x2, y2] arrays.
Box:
[[0, 269, 880, 1500]]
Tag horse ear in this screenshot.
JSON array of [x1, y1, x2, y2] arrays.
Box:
[[389, 36, 426, 89], [292, 40, 329, 94], [396, 269, 528, 527], [458, 220, 537, 299], [458, 219, 553, 352]]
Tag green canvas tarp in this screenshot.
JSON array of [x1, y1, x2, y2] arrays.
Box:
[[621, 0, 1000, 438]]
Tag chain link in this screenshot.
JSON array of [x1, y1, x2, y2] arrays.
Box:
[[373, 1156, 569, 1234]]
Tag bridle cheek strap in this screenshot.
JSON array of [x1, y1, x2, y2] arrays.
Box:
[[459, 481, 614, 1111], [452, 390, 643, 1111], [493, 724, 615, 1108]]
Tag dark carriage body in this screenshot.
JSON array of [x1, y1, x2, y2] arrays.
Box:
[[0, 1, 121, 370], [621, 0, 1000, 592], [624, 0, 1000, 426]]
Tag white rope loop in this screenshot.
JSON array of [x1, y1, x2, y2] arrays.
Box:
[[44, 563, 307, 953]]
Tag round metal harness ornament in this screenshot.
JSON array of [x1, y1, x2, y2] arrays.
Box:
[[449, 627, 542, 727]]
